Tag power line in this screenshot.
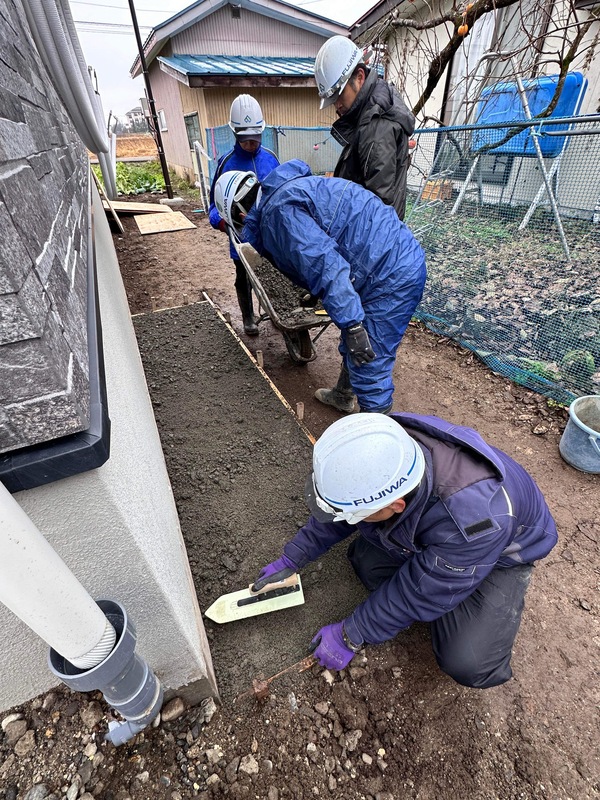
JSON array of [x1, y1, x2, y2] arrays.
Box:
[[71, 1, 165, 10], [76, 27, 143, 34], [74, 19, 152, 29]]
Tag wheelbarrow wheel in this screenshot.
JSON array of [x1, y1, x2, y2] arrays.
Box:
[[283, 330, 313, 365]]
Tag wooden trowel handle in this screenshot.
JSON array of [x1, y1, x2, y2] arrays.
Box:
[[248, 573, 298, 596]]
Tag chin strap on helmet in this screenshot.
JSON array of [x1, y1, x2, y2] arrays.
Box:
[[214, 170, 260, 233]]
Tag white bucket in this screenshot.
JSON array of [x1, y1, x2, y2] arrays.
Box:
[[559, 395, 600, 474]]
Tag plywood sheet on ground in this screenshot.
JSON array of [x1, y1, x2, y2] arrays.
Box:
[[102, 200, 173, 215], [134, 211, 195, 235]]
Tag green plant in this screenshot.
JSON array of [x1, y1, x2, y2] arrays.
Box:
[[547, 398, 568, 409], [91, 162, 165, 195], [168, 170, 201, 201], [561, 349, 596, 381], [114, 161, 165, 195], [521, 359, 559, 381]]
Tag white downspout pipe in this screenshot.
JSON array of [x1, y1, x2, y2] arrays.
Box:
[[0, 482, 116, 667], [23, 0, 119, 199], [0, 483, 163, 744]]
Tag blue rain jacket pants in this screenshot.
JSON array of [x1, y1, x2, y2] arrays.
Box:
[[243, 160, 426, 412]]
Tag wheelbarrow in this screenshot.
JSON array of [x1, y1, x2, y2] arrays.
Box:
[[234, 241, 332, 364]]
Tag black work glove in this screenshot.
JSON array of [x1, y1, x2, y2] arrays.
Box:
[[345, 323, 376, 366], [300, 292, 319, 308]]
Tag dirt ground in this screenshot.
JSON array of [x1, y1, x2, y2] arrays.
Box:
[[2, 195, 599, 800]]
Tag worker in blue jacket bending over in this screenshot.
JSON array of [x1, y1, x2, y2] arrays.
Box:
[[253, 413, 558, 688], [208, 94, 279, 335], [214, 160, 426, 414]]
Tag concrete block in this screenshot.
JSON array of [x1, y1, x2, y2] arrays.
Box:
[[160, 197, 185, 207]]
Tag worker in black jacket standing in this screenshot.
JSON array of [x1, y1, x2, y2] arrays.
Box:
[[315, 36, 415, 220]]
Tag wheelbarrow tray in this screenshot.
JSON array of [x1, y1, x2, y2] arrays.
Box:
[[235, 242, 330, 332], [234, 241, 331, 363]]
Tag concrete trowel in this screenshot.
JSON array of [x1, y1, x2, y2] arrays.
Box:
[[204, 574, 304, 624]]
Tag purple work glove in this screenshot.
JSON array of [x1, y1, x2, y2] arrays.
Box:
[[309, 622, 360, 671], [251, 554, 298, 592]]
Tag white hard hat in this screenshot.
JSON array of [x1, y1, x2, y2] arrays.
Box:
[[306, 414, 425, 525], [229, 94, 265, 139], [314, 36, 364, 110], [214, 170, 259, 233]]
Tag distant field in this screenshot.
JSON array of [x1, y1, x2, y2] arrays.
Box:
[[115, 134, 157, 158]]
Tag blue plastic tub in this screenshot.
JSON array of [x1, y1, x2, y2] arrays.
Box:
[[559, 395, 600, 474], [473, 72, 587, 156]]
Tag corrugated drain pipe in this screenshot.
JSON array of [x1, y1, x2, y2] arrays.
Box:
[[0, 482, 162, 745]]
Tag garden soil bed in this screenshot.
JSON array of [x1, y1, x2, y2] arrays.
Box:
[[1, 196, 599, 800]]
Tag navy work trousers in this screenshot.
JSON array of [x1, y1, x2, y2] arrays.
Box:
[[348, 536, 533, 689]]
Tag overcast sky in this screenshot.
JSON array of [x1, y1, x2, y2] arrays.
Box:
[[74, 0, 376, 121]]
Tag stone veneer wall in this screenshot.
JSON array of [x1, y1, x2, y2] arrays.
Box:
[[0, 0, 90, 454]]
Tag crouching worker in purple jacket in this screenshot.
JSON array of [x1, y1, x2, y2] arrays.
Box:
[[252, 413, 557, 688]]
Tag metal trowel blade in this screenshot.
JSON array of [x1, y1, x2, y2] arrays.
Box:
[[204, 575, 304, 624]]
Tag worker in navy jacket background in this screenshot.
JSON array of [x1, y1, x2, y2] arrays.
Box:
[[252, 413, 557, 688], [208, 94, 279, 335], [214, 160, 426, 413]]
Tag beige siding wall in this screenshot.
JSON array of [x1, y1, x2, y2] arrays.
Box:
[[172, 6, 327, 57], [166, 83, 328, 181], [151, 5, 339, 179], [150, 62, 195, 177], [203, 87, 326, 128]]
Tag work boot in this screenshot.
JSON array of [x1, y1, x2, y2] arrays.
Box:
[[236, 288, 259, 336], [314, 365, 356, 413]]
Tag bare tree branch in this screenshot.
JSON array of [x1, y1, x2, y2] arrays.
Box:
[[411, 0, 534, 115]]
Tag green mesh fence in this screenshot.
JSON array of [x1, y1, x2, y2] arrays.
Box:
[[206, 117, 600, 403], [406, 117, 600, 405]]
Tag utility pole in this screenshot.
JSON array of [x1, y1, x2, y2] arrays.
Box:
[[128, 0, 173, 199]]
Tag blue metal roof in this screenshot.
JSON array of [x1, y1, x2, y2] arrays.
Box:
[[157, 54, 315, 78]]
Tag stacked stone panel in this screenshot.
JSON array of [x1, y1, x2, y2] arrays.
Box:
[[0, 0, 90, 454]]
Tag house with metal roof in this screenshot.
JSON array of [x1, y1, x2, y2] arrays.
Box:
[[129, 0, 348, 181]]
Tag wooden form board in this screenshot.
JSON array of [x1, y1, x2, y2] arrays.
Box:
[[102, 200, 174, 215], [134, 211, 196, 235], [91, 169, 124, 234]]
